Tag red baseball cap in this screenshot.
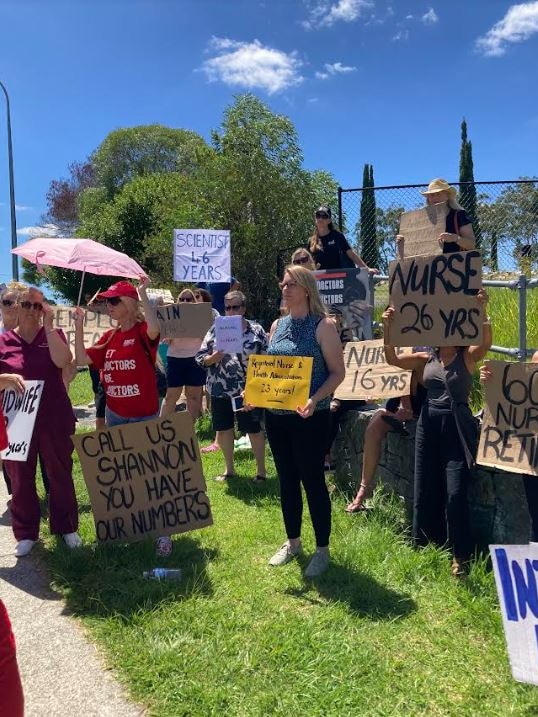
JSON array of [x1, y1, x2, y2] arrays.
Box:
[[97, 281, 138, 301]]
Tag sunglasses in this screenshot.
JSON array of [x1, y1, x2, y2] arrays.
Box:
[[106, 297, 122, 306], [1, 299, 16, 307], [293, 256, 310, 265], [20, 301, 43, 311], [315, 212, 330, 219], [225, 304, 243, 311], [179, 297, 194, 303], [279, 281, 298, 290]]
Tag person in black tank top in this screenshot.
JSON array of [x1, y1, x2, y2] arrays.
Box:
[[396, 178, 476, 256], [383, 289, 492, 578]]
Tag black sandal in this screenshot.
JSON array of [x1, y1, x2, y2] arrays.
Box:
[[252, 475, 267, 483]]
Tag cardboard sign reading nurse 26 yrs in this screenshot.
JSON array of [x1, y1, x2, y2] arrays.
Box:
[[72, 412, 213, 544], [478, 361, 538, 476], [490, 543, 538, 685], [399, 203, 447, 258], [173, 228, 231, 283], [245, 355, 313, 410], [334, 340, 411, 400], [0, 380, 43, 461], [388, 250, 483, 347]]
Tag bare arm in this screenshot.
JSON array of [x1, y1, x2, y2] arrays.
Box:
[[383, 307, 429, 370], [466, 289, 492, 366], [73, 307, 93, 366], [138, 276, 160, 340], [439, 222, 476, 251], [42, 303, 72, 369], [346, 248, 379, 274]]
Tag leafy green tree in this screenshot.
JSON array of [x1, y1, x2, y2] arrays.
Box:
[[458, 119, 481, 248], [375, 204, 405, 274]]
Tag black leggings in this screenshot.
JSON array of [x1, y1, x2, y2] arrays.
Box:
[[265, 410, 331, 547], [523, 476, 538, 542], [413, 403, 472, 559]]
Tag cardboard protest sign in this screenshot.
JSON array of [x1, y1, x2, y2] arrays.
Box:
[[0, 380, 43, 461], [388, 250, 483, 347], [490, 543, 538, 685], [314, 268, 372, 341], [215, 315, 243, 353], [477, 361, 538, 476], [334, 340, 412, 400], [72, 412, 213, 544], [245, 355, 313, 410], [54, 306, 117, 357], [156, 302, 213, 339], [174, 228, 231, 283], [146, 288, 174, 303], [399, 203, 447, 258]]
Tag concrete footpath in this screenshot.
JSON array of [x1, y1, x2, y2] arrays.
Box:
[[0, 473, 145, 717]]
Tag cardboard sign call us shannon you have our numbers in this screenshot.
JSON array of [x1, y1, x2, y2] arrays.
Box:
[[245, 355, 313, 410], [388, 250, 484, 347], [72, 412, 213, 544]]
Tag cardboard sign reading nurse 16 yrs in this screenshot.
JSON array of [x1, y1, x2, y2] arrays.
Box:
[[156, 302, 213, 339], [490, 543, 538, 685], [334, 340, 412, 400], [0, 380, 44, 461], [399, 203, 448, 258], [72, 412, 213, 544], [477, 360, 538, 476], [388, 250, 484, 347], [245, 355, 313, 410]]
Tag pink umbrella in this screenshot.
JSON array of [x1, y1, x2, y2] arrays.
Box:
[[12, 237, 147, 304]]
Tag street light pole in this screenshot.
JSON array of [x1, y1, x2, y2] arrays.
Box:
[[0, 80, 19, 281]]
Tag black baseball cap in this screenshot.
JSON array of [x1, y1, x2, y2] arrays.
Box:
[[315, 205, 332, 217]]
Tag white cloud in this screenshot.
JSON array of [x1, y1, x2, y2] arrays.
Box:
[[17, 223, 61, 238], [201, 37, 303, 94], [476, 1, 538, 56], [421, 7, 438, 25], [15, 204, 32, 212], [303, 0, 373, 29], [316, 61, 357, 79], [392, 29, 409, 42]]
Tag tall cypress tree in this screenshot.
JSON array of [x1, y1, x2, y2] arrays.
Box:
[[458, 119, 481, 249], [360, 163, 379, 268]]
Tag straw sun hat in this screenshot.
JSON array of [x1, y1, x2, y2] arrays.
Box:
[[421, 178, 457, 198]]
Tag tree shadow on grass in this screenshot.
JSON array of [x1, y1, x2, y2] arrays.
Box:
[[45, 535, 218, 620], [223, 472, 281, 507], [285, 561, 416, 620]]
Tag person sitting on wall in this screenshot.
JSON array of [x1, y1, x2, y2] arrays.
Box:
[[308, 206, 379, 272]]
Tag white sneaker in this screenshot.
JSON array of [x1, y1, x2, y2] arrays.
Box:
[[268, 541, 303, 567], [62, 532, 82, 549], [304, 548, 330, 578], [15, 539, 37, 557]]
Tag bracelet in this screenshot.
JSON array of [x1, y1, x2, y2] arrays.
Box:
[[360, 482, 369, 490]]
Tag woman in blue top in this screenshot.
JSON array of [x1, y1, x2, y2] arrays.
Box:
[[265, 265, 345, 578]]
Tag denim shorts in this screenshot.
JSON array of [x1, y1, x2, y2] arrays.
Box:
[[105, 407, 159, 427]]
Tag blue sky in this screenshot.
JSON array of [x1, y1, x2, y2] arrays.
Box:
[[1, 0, 538, 282]]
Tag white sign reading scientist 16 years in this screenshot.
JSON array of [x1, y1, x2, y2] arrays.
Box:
[[174, 229, 231, 283]]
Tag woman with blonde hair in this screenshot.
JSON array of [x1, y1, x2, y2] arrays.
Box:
[[291, 248, 316, 271], [265, 265, 345, 577]]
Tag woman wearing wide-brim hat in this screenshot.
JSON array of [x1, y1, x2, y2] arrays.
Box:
[[397, 178, 477, 255]]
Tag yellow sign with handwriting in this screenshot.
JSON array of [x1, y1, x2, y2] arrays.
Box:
[[245, 355, 313, 410]]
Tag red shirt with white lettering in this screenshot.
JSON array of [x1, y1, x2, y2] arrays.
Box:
[[87, 322, 159, 418]]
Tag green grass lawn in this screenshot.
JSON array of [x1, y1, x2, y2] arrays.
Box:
[[36, 420, 538, 714]]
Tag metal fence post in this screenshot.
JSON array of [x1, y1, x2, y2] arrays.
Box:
[[517, 273, 527, 361], [337, 186, 343, 232]]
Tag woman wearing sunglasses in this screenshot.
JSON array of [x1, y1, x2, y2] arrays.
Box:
[[195, 291, 268, 482], [291, 248, 316, 271], [161, 289, 214, 419], [0, 286, 81, 557], [308, 205, 378, 273]]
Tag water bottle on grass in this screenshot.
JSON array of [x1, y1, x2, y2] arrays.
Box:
[[143, 568, 182, 581]]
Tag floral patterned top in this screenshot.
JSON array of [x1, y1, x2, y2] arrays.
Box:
[[195, 319, 268, 398]]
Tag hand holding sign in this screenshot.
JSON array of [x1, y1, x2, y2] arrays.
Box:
[[0, 373, 25, 394], [245, 355, 313, 411]]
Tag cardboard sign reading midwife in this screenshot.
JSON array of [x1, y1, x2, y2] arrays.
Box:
[[399, 203, 447, 258], [478, 361, 538, 476], [174, 228, 231, 283], [245, 355, 313, 410], [215, 315, 243, 353], [1, 380, 44, 461], [72, 412, 213, 544], [156, 302, 213, 339], [314, 268, 372, 341], [388, 250, 483, 347], [54, 306, 117, 356], [490, 543, 538, 685], [334, 340, 412, 400]]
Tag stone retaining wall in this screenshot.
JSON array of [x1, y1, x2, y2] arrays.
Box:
[[333, 408, 531, 547]]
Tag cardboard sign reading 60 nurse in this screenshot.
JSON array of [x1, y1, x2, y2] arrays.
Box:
[[245, 355, 313, 410]]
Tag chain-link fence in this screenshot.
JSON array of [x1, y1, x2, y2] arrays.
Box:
[[338, 179, 538, 275]]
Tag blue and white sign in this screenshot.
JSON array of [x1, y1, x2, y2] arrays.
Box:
[[490, 543, 538, 685], [173, 228, 231, 283]]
